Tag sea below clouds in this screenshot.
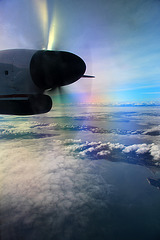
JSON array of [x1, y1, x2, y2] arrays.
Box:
[[1, 105, 160, 240]]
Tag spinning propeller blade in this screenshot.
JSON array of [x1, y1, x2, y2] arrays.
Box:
[[33, 0, 94, 107]]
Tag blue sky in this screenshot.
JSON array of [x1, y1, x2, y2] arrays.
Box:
[[0, 0, 160, 103]]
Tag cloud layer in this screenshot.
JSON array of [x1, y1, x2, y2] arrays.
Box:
[[0, 137, 112, 240], [1, 105, 160, 239], [62, 139, 160, 166], [2, 117, 160, 138]]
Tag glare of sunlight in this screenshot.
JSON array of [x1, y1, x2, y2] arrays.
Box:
[[47, 12, 57, 50], [33, 0, 48, 48]]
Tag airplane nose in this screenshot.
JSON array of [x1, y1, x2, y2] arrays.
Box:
[[30, 50, 86, 90]]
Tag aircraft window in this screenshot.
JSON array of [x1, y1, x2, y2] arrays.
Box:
[[5, 70, 8, 75]]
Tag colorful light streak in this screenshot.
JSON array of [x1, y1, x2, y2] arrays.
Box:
[[33, 0, 57, 50], [47, 12, 57, 50], [33, 0, 48, 49]]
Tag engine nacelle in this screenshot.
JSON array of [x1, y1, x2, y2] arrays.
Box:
[[0, 94, 52, 115], [0, 49, 86, 115]]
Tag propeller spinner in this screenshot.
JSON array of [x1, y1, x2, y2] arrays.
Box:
[[30, 50, 86, 90]]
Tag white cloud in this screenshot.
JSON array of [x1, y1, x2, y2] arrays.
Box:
[[122, 143, 160, 162], [123, 144, 148, 153], [136, 144, 150, 154], [62, 139, 160, 164], [97, 150, 111, 156], [63, 139, 82, 144], [0, 137, 112, 239], [107, 142, 125, 150], [150, 144, 160, 161], [143, 125, 160, 135]]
